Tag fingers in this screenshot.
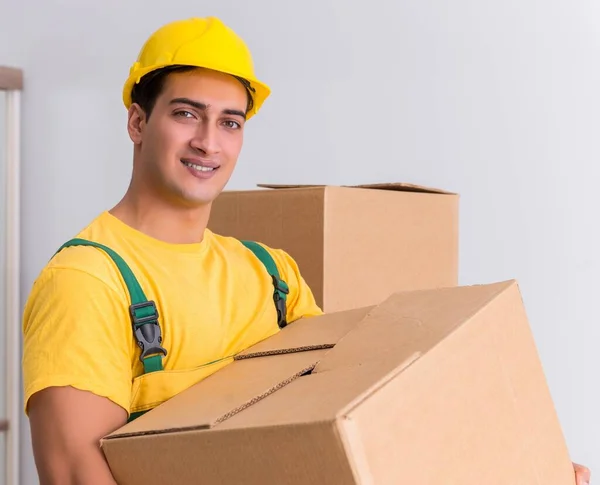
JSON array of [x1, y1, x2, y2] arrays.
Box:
[[574, 462, 591, 485]]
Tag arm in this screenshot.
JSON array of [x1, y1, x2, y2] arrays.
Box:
[[28, 387, 126, 485], [23, 254, 135, 484]]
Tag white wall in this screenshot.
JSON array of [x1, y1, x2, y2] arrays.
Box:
[[1, 0, 599, 482]]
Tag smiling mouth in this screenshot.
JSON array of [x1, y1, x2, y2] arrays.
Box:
[[181, 159, 219, 173]]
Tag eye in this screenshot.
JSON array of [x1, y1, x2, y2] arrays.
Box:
[[174, 110, 195, 118], [222, 120, 242, 129]]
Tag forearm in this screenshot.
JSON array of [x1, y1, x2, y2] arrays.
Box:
[[28, 387, 127, 485], [36, 444, 118, 485]]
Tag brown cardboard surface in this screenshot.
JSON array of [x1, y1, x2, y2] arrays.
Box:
[[216, 353, 422, 430], [236, 304, 373, 358], [256, 181, 455, 194], [322, 186, 458, 312], [336, 281, 572, 484], [314, 280, 512, 373], [103, 422, 357, 485], [109, 349, 331, 438], [102, 281, 574, 485], [208, 182, 459, 312]]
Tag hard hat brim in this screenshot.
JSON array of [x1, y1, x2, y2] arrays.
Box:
[[122, 64, 271, 120]]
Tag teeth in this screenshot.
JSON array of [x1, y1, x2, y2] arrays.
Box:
[[183, 161, 215, 172]]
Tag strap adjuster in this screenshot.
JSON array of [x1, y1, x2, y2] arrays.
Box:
[[272, 275, 289, 329], [129, 301, 167, 362]]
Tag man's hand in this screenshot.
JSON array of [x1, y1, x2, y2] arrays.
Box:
[[574, 462, 591, 485], [28, 386, 127, 485]]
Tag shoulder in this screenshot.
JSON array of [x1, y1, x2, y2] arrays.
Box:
[[24, 243, 130, 329], [24, 217, 132, 324], [35, 212, 133, 295], [40, 242, 127, 296]]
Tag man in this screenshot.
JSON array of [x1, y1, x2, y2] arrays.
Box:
[[22, 16, 591, 485], [23, 17, 322, 484]]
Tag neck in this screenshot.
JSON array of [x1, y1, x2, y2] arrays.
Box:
[[110, 189, 211, 244]]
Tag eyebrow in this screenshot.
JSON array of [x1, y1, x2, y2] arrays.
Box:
[[169, 97, 247, 120]]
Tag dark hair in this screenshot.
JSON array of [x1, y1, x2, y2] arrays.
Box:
[[130, 65, 255, 119]]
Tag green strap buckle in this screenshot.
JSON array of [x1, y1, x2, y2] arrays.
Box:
[[271, 275, 289, 329], [129, 300, 167, 365]]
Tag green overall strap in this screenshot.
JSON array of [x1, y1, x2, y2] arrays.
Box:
[[54, 238, 167, 374], [241, 240, 289, 329]]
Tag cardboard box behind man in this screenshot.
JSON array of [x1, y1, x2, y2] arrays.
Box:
[[208, 183, 459, 312]]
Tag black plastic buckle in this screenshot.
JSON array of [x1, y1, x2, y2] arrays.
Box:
[[272, 275, 289, 329], [129, 301, 167, 362]]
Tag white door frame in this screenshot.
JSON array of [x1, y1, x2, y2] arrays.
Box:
[[1, 65, 22, 485]]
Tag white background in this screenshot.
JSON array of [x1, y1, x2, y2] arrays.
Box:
[[1, 0, 598, 482]]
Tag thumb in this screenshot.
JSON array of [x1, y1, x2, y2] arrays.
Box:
[[574, 463, 591, 485]]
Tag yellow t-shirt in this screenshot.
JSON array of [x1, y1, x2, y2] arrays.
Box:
[[22, 211, 323, 417]]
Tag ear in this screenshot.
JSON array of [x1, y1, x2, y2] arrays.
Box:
[[127, 104, 146, 144]]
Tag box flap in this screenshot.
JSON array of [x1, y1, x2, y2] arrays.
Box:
[[256, 182, 455, 195], [236, 305, 373, 358], [351, 182, 454, 195], [105, 349, 331, 440], [216, 351, 421, 431], [314, 280, 515, 374], [256, 183, 326, 189]]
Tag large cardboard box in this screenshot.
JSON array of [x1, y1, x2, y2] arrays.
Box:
[[101, 280, 574, 485], [207, 183, 459, 312]]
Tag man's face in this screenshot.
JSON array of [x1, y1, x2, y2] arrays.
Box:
[[129, 68, 248, 208]]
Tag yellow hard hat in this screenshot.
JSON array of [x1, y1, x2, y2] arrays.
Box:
[[122, 17, 270, 119]]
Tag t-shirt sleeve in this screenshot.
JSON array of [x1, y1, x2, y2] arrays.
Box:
[[268, 247, 324, 323], [22, 264, 135, 416]]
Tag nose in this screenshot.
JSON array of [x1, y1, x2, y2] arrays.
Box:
[[190, 120, 220, 156]]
